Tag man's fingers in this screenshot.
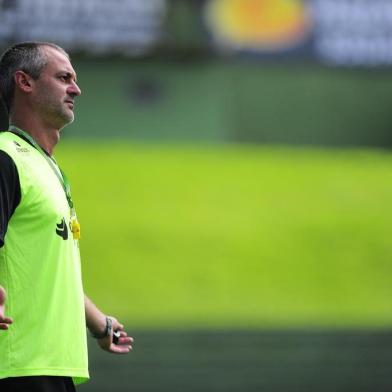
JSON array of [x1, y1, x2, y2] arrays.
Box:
[[117, 331, 133, 339], [0, 317, 13, 325], [110, 344, 132, 354], [117, 336, 133, 346], [0, 323, 11, 330], [111, 332, 133, 353], [113, 331, 134, 346], [2, 317, 13, 323]]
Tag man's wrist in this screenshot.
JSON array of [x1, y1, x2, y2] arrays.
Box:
[[90, 316, 112, 339]]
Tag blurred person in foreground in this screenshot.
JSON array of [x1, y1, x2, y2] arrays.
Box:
[[0, 42, 133, 392]]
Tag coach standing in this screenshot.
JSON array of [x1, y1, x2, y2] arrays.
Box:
[[0, 42, 133, 392]]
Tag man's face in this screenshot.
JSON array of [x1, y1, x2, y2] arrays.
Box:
[[31, 46, 81, 130]]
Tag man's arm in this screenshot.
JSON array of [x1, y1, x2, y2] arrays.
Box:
[[84, 295, 133, 354], [0, 150, 21, 247], [0, 286, 13, 330], [0, 151, 20, 331]]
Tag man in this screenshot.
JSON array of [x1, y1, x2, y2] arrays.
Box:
[[0, 42, 133, 392]]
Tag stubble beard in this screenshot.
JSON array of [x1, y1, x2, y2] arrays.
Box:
[[38, 97, 75, 130]]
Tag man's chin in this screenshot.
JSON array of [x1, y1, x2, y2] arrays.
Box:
[[59, 113, 75, 130]]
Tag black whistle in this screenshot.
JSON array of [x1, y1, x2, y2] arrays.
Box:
[[113, 330, 121, 344]]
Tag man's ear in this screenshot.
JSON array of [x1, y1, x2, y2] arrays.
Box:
[[14, 71, 33, 93]]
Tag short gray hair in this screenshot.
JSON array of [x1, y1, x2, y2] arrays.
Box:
[[0, 42, 69, 114]]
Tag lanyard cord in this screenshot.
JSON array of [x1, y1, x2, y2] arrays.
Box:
[[8, 126, 74, 210]]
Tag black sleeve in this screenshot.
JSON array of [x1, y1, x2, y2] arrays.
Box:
[[0, 150, 21, 247]]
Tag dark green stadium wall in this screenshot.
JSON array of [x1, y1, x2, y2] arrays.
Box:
[[19, 58, 392, 147]]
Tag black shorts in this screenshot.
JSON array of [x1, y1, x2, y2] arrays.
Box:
[[0, 376, 76, 392]]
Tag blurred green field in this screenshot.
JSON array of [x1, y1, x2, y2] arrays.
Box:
[[56, 143, 392, 329]]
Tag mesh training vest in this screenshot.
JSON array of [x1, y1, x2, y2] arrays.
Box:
[[0, 131, 89, 384]]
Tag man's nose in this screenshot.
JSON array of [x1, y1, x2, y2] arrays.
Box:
[[68, 81, 81, 97]]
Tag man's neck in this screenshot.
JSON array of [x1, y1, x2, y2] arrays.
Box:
[[9, 115, 60, 155]]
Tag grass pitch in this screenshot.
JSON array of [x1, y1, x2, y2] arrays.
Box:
[[57, 143, 392, 329]]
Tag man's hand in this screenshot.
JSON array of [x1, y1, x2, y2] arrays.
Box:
[[97, 317, 134, 354], [0, 286, 13, 330]]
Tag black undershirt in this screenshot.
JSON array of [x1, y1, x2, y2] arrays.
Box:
[[0, 131, 54, 247], [0, 149, 21, 247]]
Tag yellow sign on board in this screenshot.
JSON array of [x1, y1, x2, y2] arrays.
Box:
[[205, 0, 312, 51]]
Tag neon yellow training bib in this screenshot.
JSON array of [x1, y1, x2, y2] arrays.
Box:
[[0, 131, 89, 384]]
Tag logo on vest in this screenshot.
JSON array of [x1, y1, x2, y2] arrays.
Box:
[[13, 140, 30, 153], [56, 218, 68, 240]]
